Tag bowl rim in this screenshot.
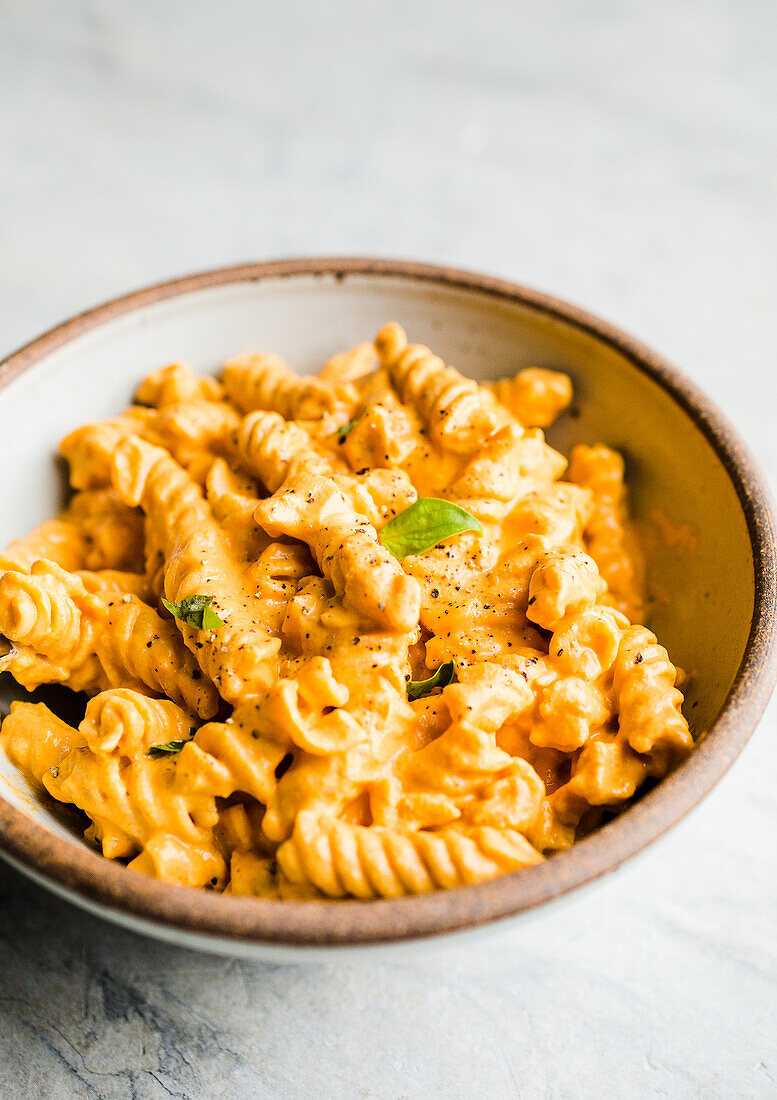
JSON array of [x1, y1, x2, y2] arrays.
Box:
[[0, 256, 775, 947]]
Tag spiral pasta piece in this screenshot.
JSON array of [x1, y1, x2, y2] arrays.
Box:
[[408, 538, 545, 666], [222, 352, 353, 421], [2, 696, 224, 886], [77, 569, 155, 602], [0, 699, 78, 778], [400, 663, 534, 797], [278, 812, 542, 898], [146, 400, 240, 469], [527, 546, 602, 633], [550, 735, 649, 827], [204, 459, 269, 562], [0, 490, 144, 575], [232, 410, 416, 528], [450, 423, 567, 522], [488, 368, 573, 428], [0, 518, 88, 574], [254, 472, 421, 632], [79, 688, 194, 754], [611, 625, 693, 768], [96, 595, 220, 718], [232, 409, 348, 492], [111, 433, 281, 701], [0, 559, 218, 716], [61, 398, 237, 494], [530, 673, 610, 752], [0, 640, 105, 696], [338, 369, 426, 470], [567, 443, 644, 621], [135, 362, 223, 407], [183, 686, 306, 814], [60, 413, 154, 490], [375, 323, 510, 453], [0, 560, 102, 665], [317, 341, 375, 384]]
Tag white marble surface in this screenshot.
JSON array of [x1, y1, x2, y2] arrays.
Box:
[[1, 1, 776, 1096]]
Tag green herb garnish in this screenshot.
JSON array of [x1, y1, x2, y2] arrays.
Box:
[[336, 418, 358, 440], [147, 739, 190, 758], [407, 659, 456, 701], [161, 594, 225, 631], [379, 498, 483, 559]]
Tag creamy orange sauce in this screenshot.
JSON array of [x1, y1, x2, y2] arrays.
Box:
[[0, 326, 693, 898]]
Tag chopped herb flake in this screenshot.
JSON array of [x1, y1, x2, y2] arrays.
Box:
[[407, 659, 456, 701], [336, 418, 358, 439], [147, 739, 191, 758], [161, 594, 225, 631]]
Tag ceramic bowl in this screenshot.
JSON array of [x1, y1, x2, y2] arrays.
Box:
[[0, 259, 774, 960]]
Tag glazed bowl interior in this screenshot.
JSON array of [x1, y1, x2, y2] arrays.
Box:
[[0, 261, 771, 954]]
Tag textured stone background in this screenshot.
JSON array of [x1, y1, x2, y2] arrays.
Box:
[[0, 2, 775, 1096]]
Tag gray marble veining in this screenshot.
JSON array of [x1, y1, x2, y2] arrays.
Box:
[[0, 1, 775, 1096]]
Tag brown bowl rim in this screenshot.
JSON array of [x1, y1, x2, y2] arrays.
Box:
[[0, 257, 774, 948]]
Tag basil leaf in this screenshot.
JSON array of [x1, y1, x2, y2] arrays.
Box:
[[147, 739, 190, 758], [407, 659, 456, 701], [336, 418, 358, 440], [161, 594, 225, 631], [200, 603, 225, 630], [379, 498, 483, 559]]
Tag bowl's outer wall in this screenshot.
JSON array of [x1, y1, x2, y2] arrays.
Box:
[[0, 263, 768, 951]]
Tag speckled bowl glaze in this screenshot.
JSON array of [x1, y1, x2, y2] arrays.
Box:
[[0, 259, 774, 960]]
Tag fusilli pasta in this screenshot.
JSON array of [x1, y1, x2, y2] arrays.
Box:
[[0, 324, 694, 899]]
